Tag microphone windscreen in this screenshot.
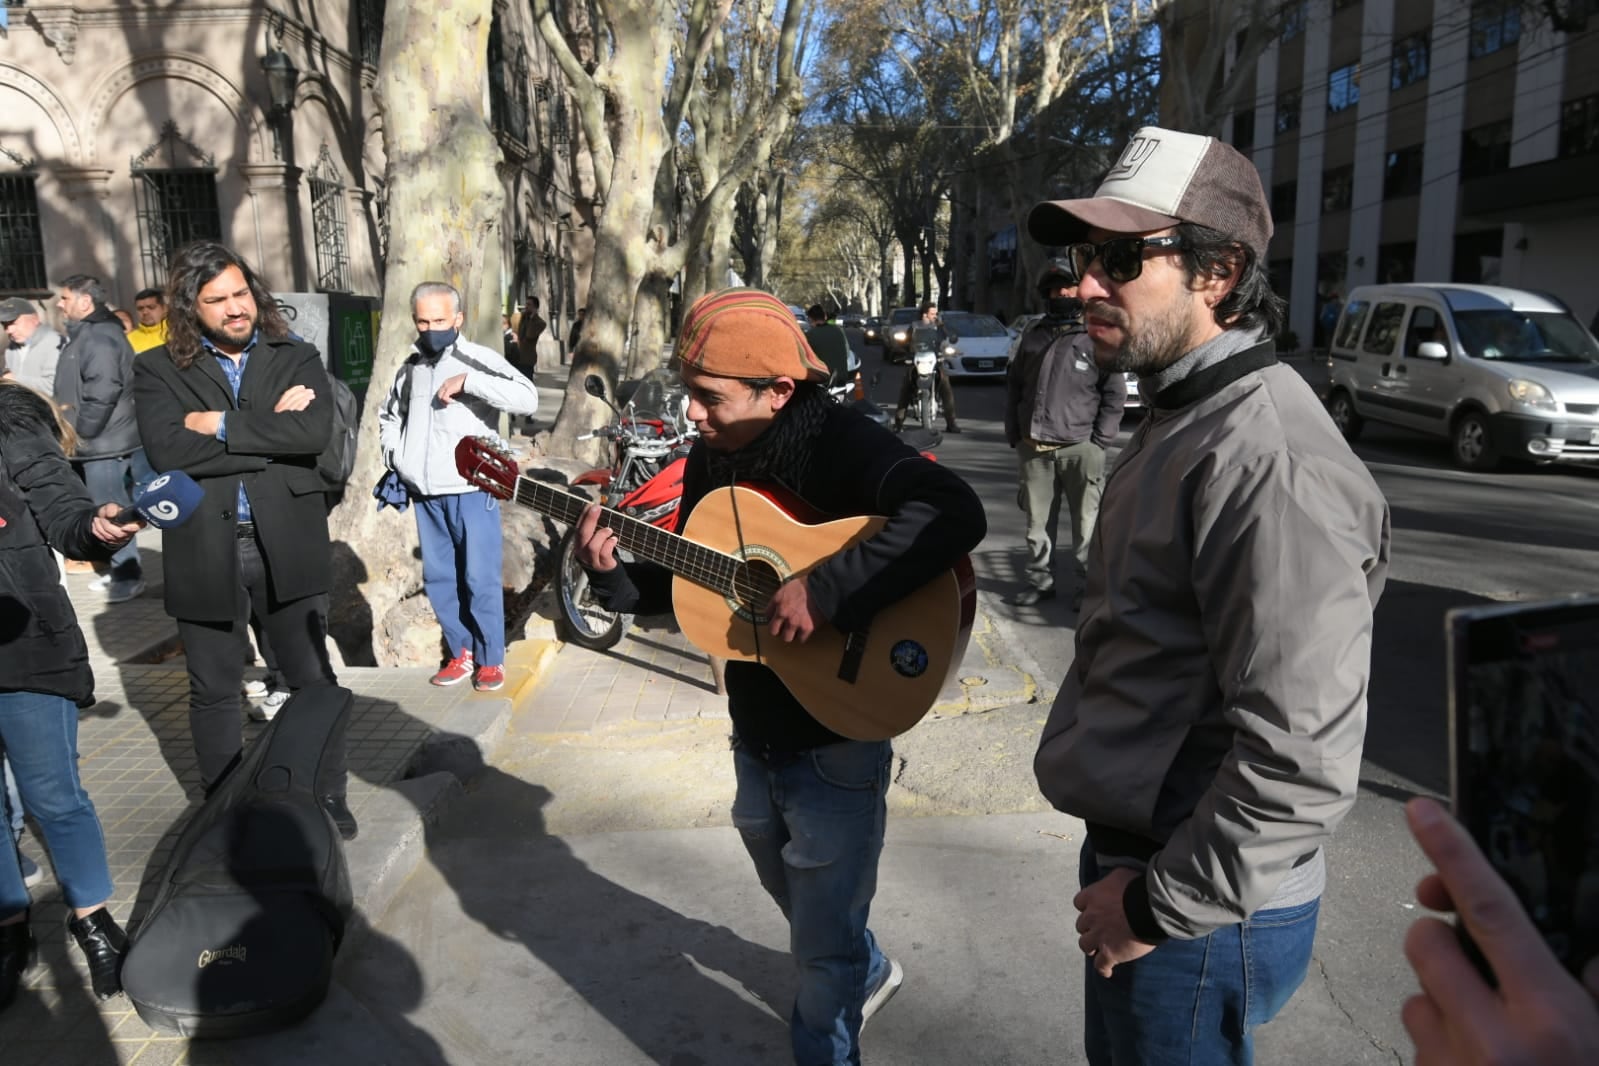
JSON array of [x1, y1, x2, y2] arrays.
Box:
[[129, 471, 204, 530]]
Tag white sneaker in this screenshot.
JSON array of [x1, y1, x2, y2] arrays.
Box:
[[861, 957, 903, 1029], [88, 573, 113, 592], [105, 578, 146, 604], [243, 679, 269, 700], [248, 690, 290, 722]]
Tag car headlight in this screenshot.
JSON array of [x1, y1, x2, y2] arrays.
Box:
[[892, 330, 907, 341], [943, 344, 958, 356], [1507, 378, 1558, 411]]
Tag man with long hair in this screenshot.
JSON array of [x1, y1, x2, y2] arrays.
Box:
[[1029, 127, 1390, 1063], [132, 240, 355, 839]]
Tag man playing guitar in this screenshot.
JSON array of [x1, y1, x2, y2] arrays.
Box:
[[574, 288, 986, 1064]]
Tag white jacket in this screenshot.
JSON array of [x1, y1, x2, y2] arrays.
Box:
[[377, 336, 536, 496]]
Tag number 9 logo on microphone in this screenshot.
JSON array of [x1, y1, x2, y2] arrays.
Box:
[[145, 474, 171, 493]]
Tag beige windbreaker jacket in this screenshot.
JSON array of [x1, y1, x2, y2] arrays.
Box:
[[1034, 343, 1391, 940]]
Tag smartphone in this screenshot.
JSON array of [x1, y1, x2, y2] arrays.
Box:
[[1446, 595, 1599, 983]]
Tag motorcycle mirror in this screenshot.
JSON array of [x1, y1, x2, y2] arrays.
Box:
[[584, 375, 608, 400]]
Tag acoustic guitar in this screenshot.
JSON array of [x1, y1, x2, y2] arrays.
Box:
[[457, 437, 976, 740]]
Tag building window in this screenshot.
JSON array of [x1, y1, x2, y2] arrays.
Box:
[[1378, 241, 1417, 284], [1328, 63, 1360, 113], [1272, 180, 1298, 222], [1281, 1, 1308, 41], [1269, 258, 1293, 302], [1333, 0, 1360, 10], [1469, 1, 1521, 59], [552, 94, 570, 146], [0, 159, 47, 294], [1560, 94, 1599, 157], [309, 145, 351, 293], [1383, 145, 1425, 198], [1391, 30, 1430, 90], [130, 121, 221, 289], [487, 19, 531, 146], [1276, 89, 1301, 133], [1232, 109, 1256, 152], [356, 0, 385, 66], [1460, 119, 1512, 179], [1322, 164, 1354, 212]]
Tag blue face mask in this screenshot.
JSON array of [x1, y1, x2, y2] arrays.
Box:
[[418, 328, 458, 355]]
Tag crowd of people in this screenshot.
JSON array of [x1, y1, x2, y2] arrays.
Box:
[[3, 125, 1596, 1064]]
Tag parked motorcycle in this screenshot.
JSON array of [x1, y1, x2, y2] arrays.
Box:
[[556, 373, 694, 650]]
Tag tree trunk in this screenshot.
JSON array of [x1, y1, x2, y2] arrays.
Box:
[[325, 0, 504, 667]]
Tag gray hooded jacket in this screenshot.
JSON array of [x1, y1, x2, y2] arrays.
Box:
[[53, 307, 140, 460]]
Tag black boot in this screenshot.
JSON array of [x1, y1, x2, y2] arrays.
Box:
[[321, 794, 359, 841], [1, 918, 36, 1012], [67, 907, 127, 1000]]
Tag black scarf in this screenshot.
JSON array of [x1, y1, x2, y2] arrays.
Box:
[[703, 383, 831, 490]]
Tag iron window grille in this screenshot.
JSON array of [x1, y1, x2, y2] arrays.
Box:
[[309, 144, 352, 293], [0, 145, 47, 294], [131, 121, 221, 289]]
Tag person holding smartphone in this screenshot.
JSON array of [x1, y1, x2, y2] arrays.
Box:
[[1403, 796, 1599, 1063]]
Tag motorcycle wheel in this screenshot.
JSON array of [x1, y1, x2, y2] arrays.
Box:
[[555, 529, 633, 651], [917, 391, 934, 431]]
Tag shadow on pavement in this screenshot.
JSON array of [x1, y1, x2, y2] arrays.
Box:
[[1362, 578, 1498, 793], [349, 729, 795, 1065]]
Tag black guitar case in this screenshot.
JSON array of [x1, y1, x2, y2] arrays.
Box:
[[121, 684, 355, 1038]]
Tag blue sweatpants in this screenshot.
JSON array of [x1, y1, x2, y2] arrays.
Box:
[[415, 491, 506, 665]]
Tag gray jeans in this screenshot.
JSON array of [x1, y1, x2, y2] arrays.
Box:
[[1017, 438, 1105, 590]]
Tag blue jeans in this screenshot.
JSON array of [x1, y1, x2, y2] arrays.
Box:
[[0, 692, 115, 918], [2, 754, 21, 840], [415, 492, 505, 665], [79, 453, 141, 580], [1079, 845, 1319, 1066], [732, 739, 893, 1066]]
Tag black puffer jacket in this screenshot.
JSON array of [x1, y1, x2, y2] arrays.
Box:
[[0, 384, 113, 705], [53, 306, 141, 460]]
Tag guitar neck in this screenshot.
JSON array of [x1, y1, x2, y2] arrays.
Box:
[[511, 476, 746, 599]]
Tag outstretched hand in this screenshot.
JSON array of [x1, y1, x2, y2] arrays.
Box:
[[1402, 797, 1599, 1065]]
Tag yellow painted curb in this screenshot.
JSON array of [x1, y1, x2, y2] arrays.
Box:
[[499, 639, 561, 707]]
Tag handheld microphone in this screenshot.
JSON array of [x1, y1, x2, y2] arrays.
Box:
[[112, 471, 204, 529]]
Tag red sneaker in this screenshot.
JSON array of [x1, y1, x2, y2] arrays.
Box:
[[430, 650, 474, 687], [473, 664, 505, 692]]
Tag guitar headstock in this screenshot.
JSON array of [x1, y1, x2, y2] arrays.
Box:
[[455, 436, 519, 501]]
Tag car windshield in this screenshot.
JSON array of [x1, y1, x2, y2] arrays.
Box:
[[1453, 309, 1599, 364], [942, 312, 1007, 337], [889, 308, 919, 325]]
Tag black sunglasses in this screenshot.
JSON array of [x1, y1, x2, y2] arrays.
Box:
[[1066, 236, 1189, 284]]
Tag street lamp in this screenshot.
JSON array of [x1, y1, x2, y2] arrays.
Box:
[[260, 41, 299, 160]]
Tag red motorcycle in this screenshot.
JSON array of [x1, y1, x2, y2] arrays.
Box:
[[557, 374, 693, 650]]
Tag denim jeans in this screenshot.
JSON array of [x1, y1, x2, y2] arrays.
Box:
[[0, 691, 115, 918], [415, 492, 506, 665], [2, 753, 22, 840], [1079, 845, 1319, 1066], [79, 453, 141, 580], [732, 739, 893, 1066]]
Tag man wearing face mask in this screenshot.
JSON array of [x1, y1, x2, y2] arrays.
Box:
[[1004, 260, 1126, 611], [378, 281, 537, 692]]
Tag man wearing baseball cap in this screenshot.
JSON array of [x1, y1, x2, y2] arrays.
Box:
[[1029, 127, 1391, 1063], [574, 288, 986, 1064], [0, 298, 63, 398]]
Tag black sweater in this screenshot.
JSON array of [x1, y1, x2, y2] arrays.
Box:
[[0, 385, 114, 705], [590, 395, 986, 756]]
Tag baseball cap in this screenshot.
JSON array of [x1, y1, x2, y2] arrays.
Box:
[[675, 288, 830, 383], [1028, 126, 1273, 259], [0, 297, 37, 323]]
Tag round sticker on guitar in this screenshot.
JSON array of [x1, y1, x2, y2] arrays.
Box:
[[889, 640, 929, 679]]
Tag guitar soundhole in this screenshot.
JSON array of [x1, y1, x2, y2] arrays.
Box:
[[731, 558, 784, 620]]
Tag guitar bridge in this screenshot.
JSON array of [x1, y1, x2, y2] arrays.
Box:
[[837, 630, 868, 684]]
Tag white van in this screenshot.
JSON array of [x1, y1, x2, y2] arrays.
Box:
[[1325, 283, 1599, 470]]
